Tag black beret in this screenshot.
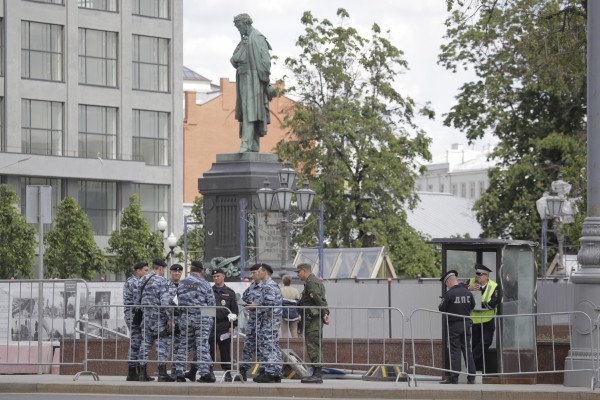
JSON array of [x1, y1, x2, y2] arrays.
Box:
[[152, 259, 167, 267], [170, 264, 183, 271], [212, 268, 225, 275], [475, 264, 492, 274], [190, 260, 203, 272], [440, 270, 458, 283], [133, 262, 148, 270], [249, 263, 261, 271], [260, 263, 273, 275]]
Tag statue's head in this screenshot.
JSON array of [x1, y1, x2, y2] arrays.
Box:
[[233, 13, 253, 27]]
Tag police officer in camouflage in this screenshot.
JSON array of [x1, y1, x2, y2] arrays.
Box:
[[296, 263, 330, 384], [123, 261, 150, 381], [174, 260, 217, 383], [239, 264, 262, 381], [167, 263, 183, 379], [252, 263, 283, 383], [137, 259, 174, 382], [439, 270, 476, 384]]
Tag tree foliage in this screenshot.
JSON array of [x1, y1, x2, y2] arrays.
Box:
[[441, 0, 587, 245], [107, 194, 164, 276], [44, 197, 105, 280], [0, 184, 36, 279], [176, 196, 204, 263], [278, 8, 439, 277]]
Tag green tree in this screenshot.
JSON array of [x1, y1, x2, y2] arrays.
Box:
[[107, 193, 164, 276], [440, 0, 587, 245], [176, 196, 204, 263], [278, 9, 439, 277], [0, 184, 36, 279], [44, 197, 105, 280]]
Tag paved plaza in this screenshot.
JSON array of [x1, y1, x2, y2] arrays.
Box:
[[0, 373, 596, 399]]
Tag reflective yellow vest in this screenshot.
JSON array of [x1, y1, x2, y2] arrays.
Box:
[[469, 278, 498, 324]]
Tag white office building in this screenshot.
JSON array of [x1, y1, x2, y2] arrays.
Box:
[[416, 143, 496, 201], [0, 0, 183, 252]]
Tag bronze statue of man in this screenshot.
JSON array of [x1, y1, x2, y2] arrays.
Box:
[[231, 14, 273, 153]]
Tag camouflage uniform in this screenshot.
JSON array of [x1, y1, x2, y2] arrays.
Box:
[[137, 271, 172, 367], [298, 273, 329, 367], [240, 281, 261, 371], [123, 274, 141, 367], [167, 280, 180, 361], [174, 274, 216, 377], [255, 278, 283, 375]]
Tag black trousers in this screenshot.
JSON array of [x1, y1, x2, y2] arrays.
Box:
[[448, 320, 476, 381], [472, 320, 495, 371], [209, 333, 232, 371]]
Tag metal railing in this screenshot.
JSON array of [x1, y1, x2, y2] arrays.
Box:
[[0, 279, 598, 390], [408, 309, 597, 388]]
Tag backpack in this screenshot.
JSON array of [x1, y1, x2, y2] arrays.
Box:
[[281, 299, 299, 321]]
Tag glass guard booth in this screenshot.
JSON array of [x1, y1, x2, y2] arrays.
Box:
[[431, 238, 538, 383]]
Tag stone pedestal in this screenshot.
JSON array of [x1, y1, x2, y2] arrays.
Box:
[[198, 153, 287, 275]]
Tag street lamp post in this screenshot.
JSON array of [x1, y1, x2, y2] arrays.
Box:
[[247, 161, 324, 278], [536, 177, 577, 277], [167, 232, 177, 267]]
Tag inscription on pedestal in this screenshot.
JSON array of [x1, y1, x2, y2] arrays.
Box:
[[257, 212, 282, 262]]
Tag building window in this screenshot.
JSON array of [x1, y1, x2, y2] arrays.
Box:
[[132, 109, 169, 165], [21, 21, 63, 81], [78, 180, 116, 235], [79, 28, 118, 87], [20, 177, 62, 231], [132, 35, 169, 92], [78, 0, 118, 12], [439, 183, 444, 193], [133, 0, 169, 19], [460, 183, 466, 198], [79, 105, 118, 159], [24, 0, 64, 4], [451, 184, 457, 196], [469, 182, 476, 198], [134, 184, 169, 231], [22, 99, 63, 156], [0, 19, 4, 77], [479, 181, 486, 196]]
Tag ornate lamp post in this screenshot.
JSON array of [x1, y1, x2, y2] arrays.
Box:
[[536, 177, 577, 277], [241, 161, 324, 278]]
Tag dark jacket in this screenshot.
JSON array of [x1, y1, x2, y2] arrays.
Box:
[[439, 283, 475, 323], [212, 284, 239, 334]]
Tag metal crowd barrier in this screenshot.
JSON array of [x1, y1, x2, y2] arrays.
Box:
[[0, 279, 93, 380], [77, 303, 406, 383], [81, 304, 237, 381], [234, 305, 406, 383], [408, 308, 597, 388]]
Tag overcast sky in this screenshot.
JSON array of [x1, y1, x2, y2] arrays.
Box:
[[182, 0, 496, 156]]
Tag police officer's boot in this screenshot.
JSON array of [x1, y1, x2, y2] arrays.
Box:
[[197, 371, 216, 383], [158, 364, 175, 382], [170, 366, 177, 380], [184, 365, 197, 382], [138, 365, 154, 382], [301, 367, 323, 384], [126, 365, 138, 381]]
